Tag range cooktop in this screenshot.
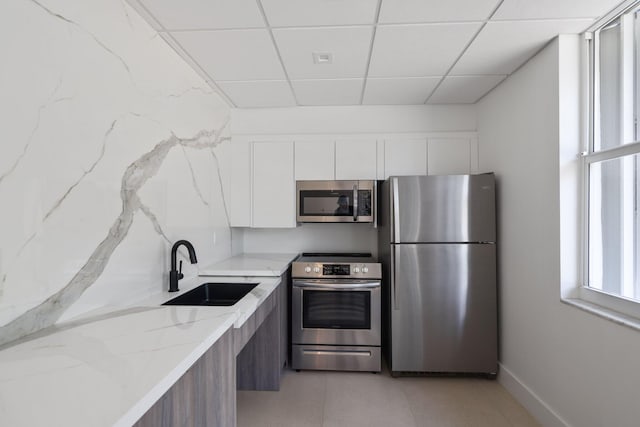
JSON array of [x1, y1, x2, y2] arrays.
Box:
[[292, 252, 381, 279]]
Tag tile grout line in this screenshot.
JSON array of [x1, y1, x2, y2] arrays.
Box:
[[359, 0, 384, 105], [320, 371, 328, 427], [423, 0, 506, 104], [156, 17, 594, 33], [395, 376, 420, 427], [255, 0, 300, 106]]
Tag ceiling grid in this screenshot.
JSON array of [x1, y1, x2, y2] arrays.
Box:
[[127, 0, 625, 107]]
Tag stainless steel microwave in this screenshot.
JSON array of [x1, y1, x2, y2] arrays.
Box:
[[296, 180, 376, 223]]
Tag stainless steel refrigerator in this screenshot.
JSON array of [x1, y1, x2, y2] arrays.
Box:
[[378, 174, 497, 377]]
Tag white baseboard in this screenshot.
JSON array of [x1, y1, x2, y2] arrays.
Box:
[[498, 363, 571, 427]]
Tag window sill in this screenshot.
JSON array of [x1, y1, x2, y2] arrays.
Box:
[[561, 297, 640, 332]]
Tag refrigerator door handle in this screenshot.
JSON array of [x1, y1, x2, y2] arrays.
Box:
[[392, 177, 400, 242], [391, 245, 399, 310]]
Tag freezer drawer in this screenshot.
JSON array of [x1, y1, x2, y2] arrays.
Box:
[[390, 243, 497, 374]]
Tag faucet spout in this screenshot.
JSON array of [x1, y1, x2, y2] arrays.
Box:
[[169, 240, 198, 292]]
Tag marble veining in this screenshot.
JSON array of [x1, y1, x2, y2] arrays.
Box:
[[0, 78, 67, 186], [0, 302, 239, 427], [28, 0, 133, 80], [1, 0, 236, 351], [210, 147, 233, 229], [44, 119, 118, 222], [181, 146, 210, 207], [120, 0, 135, 30], [14, 116, 120, 259], [0, 124, 230, 347], [0, 306, 161, 351]]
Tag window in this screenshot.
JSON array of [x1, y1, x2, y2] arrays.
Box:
[[584, 2, 640, 309]]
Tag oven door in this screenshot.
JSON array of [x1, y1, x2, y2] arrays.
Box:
[[292, 279, 381, 346]]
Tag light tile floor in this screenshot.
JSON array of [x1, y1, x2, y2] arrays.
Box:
[[237, 368, 541, 427]]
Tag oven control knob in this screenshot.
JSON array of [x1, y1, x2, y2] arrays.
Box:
[[304, 266, 312, 273], [313, 266, 321, 273], [353, 267, 360, 273], [362, 266, 369, 273]]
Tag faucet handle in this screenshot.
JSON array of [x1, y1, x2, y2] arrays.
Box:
[[178, 260, 184, 280]]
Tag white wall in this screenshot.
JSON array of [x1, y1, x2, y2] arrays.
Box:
[[232, 105, 478, 255], [0, 0, 233, 344], [231, 105, 477, 135], [242, 223, 379, 257], [478, 35, 640, 427]]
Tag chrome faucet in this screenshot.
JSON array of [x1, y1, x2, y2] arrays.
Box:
[[169, 240, 198, 292]]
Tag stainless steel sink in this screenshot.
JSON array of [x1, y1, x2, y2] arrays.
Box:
[[162, 282, 259, 306]]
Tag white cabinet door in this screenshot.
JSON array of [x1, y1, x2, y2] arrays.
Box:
[[229, 139, 252, 227], [335, 140, 377, 180], [252, 141, 296, 228], [384, 139, 428, 178], [427, 138, 475, 175], [295, 141, 334, 180]]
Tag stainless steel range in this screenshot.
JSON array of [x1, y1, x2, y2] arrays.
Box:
[[291, 253, 382, 372]]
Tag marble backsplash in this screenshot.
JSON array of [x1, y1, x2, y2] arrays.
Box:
[[0, 0, 233, 345]]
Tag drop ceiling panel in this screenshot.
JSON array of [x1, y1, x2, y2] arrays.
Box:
[[363, 77, 441, 105], [493, 0, 624, 20], [292, 79, 363, 105], [172, 29, 285, 81], [369, 23, 482, 77], [260, 0, 379, 26], [139, 0, 264, 30], [451, 19, 593, 75], [379, 0, 501, 23], [428, 75, 506, 104], [130, 0, 625, 106], [273, 27, 373, 79], [217, 80, 296, 107]]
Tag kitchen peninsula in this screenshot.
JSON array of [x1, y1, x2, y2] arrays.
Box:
[[0, 253, 297, 427]]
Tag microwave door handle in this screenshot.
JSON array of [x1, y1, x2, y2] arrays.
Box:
[[353, 184, 358, 221]]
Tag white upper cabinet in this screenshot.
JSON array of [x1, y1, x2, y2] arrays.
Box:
[[335, 140, 377, 180], [383, 139, 428, 178], [228, 135, 477, 228], [427, 138, 477, 175], [252, 141, 296, 228], [295, 141, 335, 180], [295, 139, 378, 181]]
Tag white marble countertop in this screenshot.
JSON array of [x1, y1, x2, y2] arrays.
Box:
[[199, 253, 299, 277], [0, 274, 282, 427]]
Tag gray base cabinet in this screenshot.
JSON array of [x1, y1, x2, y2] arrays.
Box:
[[237, 307, 280, 390], [135, 271, 291, 425], [236, 271, 289, 391], [134, 328, 236, 427]]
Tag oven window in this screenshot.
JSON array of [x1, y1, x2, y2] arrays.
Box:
[[302, 290, 371, 329]]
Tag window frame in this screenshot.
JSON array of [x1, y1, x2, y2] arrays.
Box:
[[580, 0, 640, 320]]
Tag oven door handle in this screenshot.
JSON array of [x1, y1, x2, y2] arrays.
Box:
[[293, 281, 380, 290]]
